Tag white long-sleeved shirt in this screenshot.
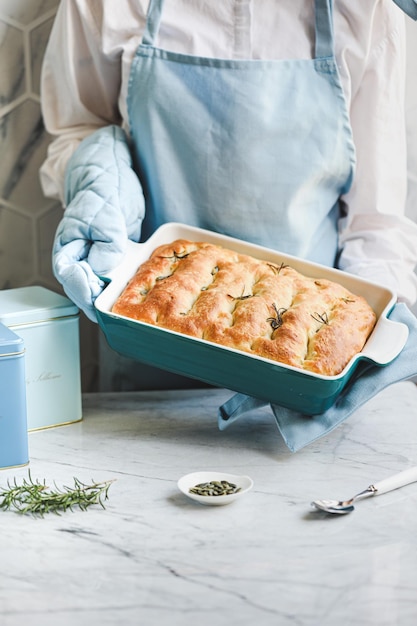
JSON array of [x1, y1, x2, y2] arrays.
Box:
[[40, 0, 417, 304]]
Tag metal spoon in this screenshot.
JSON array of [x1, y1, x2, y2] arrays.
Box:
[[311, 466, 417, 515]]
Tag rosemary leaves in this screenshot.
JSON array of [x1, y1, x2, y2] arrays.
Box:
[[311, 311, 329, 325], [0, 472, 115, 517], [228, 286, 253, 301], [267, 261, 289, 274], [267, 303, 287, 330]]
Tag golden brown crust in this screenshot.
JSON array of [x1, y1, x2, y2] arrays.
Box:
[[112, 239, 377, 376]]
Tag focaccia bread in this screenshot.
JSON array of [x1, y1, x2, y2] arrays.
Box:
[[111, 239, 377, 376]]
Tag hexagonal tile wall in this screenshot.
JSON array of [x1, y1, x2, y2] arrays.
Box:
[[0, 0, 99, 391]]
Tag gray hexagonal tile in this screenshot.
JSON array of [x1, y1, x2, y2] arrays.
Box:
[[0, 20, 25, 107], [29, 16, 55, 95], [0, 1, 60, 26], [37, 202, 63, 282], [0, 100, 53, 213], [0, 204, 34, 288]]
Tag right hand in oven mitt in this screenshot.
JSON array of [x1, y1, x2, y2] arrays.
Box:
[[218, 303, 417, 452], [52, 125, 145, 322]]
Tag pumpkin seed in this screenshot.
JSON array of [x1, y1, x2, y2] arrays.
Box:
[[189, 480, 241, 497]]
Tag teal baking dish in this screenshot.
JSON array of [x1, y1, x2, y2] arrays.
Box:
[[95, 223, 408, 414]]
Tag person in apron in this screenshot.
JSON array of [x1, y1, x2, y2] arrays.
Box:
[[40, 0, 417, 391]]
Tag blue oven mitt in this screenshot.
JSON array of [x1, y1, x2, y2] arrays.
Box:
[[52, 125, 145, 322], [218, 303, 417, 452]]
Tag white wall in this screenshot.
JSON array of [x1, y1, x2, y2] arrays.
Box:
[[406, 20, 417, 225], [406, 20, 417, 322]]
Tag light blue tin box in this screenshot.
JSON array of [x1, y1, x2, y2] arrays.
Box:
[[0, 286, 82, 431], [0, 323, 28, 468]]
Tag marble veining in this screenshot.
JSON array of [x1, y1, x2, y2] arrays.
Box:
[[0, 22, 25, 109], [29, 17, 55, 96], [0, 104, 46, 207], [0, 381, 416, 626]]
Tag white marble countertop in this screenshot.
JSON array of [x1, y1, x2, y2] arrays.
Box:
[[1, 382, 417, 626]]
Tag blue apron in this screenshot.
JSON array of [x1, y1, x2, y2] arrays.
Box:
[[101, 0, 357, 392], [127, 0, 356, 266]]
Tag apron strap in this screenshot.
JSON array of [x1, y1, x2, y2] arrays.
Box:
[[142, 0, 165, 46], [314, 0, 335, 59]]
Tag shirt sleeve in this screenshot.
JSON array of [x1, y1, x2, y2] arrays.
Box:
[[40, 0, 124, 203], [337, 15, 417, 305]]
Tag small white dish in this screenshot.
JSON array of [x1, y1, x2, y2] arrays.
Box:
[[178, 471, 253, 506]]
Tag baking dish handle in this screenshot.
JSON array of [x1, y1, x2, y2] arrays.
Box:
[[359, 314, 409, 366]]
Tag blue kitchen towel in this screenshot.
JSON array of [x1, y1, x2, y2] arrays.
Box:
[[393, 0, 417, 19], [218, 303, 417, 452]]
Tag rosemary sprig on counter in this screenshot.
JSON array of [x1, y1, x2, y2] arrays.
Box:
[[0, 471, 115, 517]]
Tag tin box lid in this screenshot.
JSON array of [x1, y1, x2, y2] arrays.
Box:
[[0, 322, 24, 355], [0, 286, 79, 326]]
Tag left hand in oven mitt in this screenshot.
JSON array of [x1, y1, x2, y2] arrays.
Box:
[[218, 303, 417, 452], [52, 125, 145, 322]]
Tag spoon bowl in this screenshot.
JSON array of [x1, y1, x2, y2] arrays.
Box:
[[311, 466, 417, 515], [311, 499, 356, 514]]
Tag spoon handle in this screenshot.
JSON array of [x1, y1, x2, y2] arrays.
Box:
[[372, 466, 417, 495]]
